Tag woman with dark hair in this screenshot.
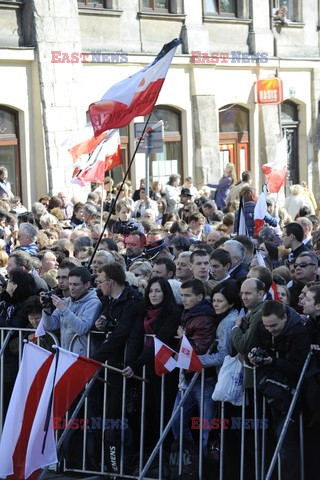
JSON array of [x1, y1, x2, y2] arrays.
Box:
[[123, 276, 181, 449], [0, 268, 38, 415]]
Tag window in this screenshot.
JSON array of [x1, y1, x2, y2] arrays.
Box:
[[77, 0, 115, 8], [273, 0, 300, 22], [206, 0, 237, 16], [0, 107, 20, 196], [144, 107, 182, 185], [142, 0, 169, 11]]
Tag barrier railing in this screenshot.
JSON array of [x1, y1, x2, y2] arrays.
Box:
[[0, 328, 312, 480]]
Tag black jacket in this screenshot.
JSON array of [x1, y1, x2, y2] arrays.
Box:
[[230, 263, 248, 288], [92, 284, 143, 368]]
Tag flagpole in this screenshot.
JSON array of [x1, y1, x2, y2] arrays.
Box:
[[88, 113, 152, 268], [100, 182, 104, 231]]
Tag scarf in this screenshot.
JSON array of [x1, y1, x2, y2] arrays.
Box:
[[144, 306, 162, 346]]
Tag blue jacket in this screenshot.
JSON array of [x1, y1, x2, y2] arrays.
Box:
[[208, 176, 233, 210]]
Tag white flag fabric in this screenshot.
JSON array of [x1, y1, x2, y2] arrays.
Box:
[[0, 342, 54, 477], [24, 347, 101, 478], [254, 184, 268, 235], [176, 335, 202, 372]]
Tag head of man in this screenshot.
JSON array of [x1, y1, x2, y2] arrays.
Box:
[[246, 266, 272, 292], [57, 258, 81, 296], [233, 235, 254, 264], [96, 262, 126, 298], [190, 249, 210, 281], [176, 252, 193, 282], [206, 230, 225, 247], [125, 231, 145, 258], [152, 257, 176, 279], [202, 200, 216, 219], [222, 240, 245, 268], [296, 217, 313, 241], [83, 203, 97, 226], [262, 300, 288, 337], [91, 250, 113, 276], [41, 251, 58, 274], [283, 222, 304, 249], [68, 267, 91, 301], [188, 213, 205, 236], [294, 252, 318, 285], [57, 191, 69, 208], [210, 249, 231, 282], [180, 278, 205, 311], [116, 201, 132, 223], [179, 188, 192, 206], [240, 278, 265, 310], [303, 285, 320, 317], [18, 222, 38, 247], [7, 251, 33, 274]]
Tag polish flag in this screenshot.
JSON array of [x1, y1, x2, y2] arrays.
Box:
[[176, 335, 203, 373], [262, 136, 287, 193], [71, 129, 121, 185], [0, 342, 54, 479], [270, 282, 281, 302], [24, 347, 101, 478], [254, 184, 268, 235], [68, 131, 108, 163], [89, 38, 181, 136], [154, 337, 177, 376]]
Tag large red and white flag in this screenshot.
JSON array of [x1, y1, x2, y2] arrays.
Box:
[[262, 136, 287, 193], [0, 342, 54, 479], [71, 129, 121, 185], [89, 38, 181, 136], [176, 335, 203, 373], [254, 184, 268, 235], [154, 337, 177, 376], [24, 347, 101, 478]]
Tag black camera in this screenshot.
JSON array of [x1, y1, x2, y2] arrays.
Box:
[[250, 347, 269, 366], [41, 289, 60, 308]]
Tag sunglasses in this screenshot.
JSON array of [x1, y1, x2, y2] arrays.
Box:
[[293, 262, 316, 269], [184, 209, 190, 213]]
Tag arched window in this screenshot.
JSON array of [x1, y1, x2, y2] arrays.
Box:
[[0, 107, 20, 196], [219, 104, 249, 178], [145, 106, 182, 184]]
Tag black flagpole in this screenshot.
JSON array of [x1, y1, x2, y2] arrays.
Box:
[[88, 113, 152, 268]]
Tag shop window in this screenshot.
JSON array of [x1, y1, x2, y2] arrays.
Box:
[[0, 107, 20, 197], [144, 107, 182, 185]]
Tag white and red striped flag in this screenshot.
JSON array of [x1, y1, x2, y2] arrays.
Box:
[[254, 183, 268, 235], [262, 136, 287, 193], [0, 342, 54, 479], [31, 317, 46, 342], [236, 195, 248, 236], [71, 129, 121, 185], [176, 335, 203, 373], [24, 347, 101, 478], [89, 38, 181, 136], [154, 337, 177, 376]]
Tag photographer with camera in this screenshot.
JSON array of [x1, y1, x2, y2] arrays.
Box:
[[248, 300, 311, 480], [41, 266, 101, 356]]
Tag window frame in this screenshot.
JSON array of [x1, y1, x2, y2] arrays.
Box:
[[77, 0, 116, 9], [141, 0, 170, 12], [205, 0, 237, 17], [0, 106, 21, 198]]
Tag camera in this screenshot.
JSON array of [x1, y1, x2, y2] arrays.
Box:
[[41, 289, 60, 308], [250, 347, 269, 366]]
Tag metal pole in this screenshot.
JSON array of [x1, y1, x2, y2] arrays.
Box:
[[253, 367, 260, 480], [265, 351, 313, 480], [145, 132, 150, 198], [219, 401, 225, 480]]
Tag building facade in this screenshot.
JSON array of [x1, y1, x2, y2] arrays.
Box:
[[1, 0, 320, 206]]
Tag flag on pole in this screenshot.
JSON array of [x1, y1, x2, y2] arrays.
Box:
[[262, 136, 287, 193], [236, 195, 248, 236], [254, 184, 268, 235], [154, 337, 177, 376], [24, 347, 101, 478], [68, 131, 108, 164], [89, 38, 181, 136], [0, 342, 54, 479], [176, 335, 203, 372], [71, 129, 121, 185]]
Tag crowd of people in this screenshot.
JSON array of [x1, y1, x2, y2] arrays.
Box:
[[0, 163, 320, 479]]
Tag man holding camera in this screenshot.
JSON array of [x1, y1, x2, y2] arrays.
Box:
[[41, 266, 101, 355], [248, 300, 311, 480]]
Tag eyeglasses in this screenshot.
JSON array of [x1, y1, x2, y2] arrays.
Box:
[[96, 278, 112, 285], [293, 262, 316, 269]]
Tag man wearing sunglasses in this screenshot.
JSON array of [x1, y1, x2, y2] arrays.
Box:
[[288, 252, 318, 311]]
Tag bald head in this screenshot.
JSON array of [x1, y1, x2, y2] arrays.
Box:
[[240, 277, 265, 310]]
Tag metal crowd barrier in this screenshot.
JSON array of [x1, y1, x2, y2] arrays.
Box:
[[0, 328, 311, 480]]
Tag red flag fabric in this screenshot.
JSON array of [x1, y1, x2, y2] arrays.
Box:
[[71, 129, 121, 185], [154, 337, 177, 376], [262, 136, 287, 193], [0, 342, 54, 479], [24, 347, 101, 478], [176, 335, 203, 373], [254, 184, 267, 235], [270, 282, 281, 302], [89, 38, 181, 136], [68, 131, 107, 163]]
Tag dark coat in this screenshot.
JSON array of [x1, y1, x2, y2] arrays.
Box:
[[182, 299, 216, 355], [229, 263, 248, 288], [92, 284, 143, 368]]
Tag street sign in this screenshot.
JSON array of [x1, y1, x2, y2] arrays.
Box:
[[134, 121, 164, 153]]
